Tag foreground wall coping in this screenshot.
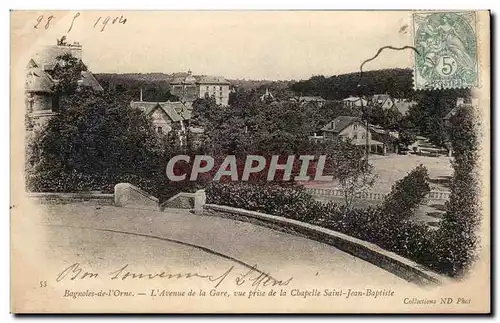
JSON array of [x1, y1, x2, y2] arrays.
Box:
[[114, 183, 159, 203], [26, 192, 114, 199], [204, 203, 451, 286]]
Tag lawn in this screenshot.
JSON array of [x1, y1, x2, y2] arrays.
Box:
[[303, 153, 453, 226], [304, 153, 454, 193]]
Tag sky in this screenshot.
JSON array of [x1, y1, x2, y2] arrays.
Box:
[[16, 11, 415, 80]]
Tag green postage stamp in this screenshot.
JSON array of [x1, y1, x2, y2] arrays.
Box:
[[413, 11, 478, 90]]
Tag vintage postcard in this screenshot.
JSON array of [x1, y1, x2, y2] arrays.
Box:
[[10, 10, 490, 313]]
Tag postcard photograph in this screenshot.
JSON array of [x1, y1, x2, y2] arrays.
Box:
[[10, 10, 491, 313]]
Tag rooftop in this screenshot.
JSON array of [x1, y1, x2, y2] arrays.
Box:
[[25, 68, 54, 93], [130, 100, 193, 122], [321, 116, 361, 133], [31, 44, 83, 71], [170, 71, 230, 85]]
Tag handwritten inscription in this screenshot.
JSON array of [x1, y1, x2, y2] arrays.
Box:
[[55, 263, 293, 291], [34, 15, 55, 30], [33, 13, 127, 33]]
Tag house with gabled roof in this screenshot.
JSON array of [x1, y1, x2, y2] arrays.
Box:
[[130, 95, 204, 147], [130, 96, 193, 135], [290, 96, 327, 107], [371, 94, 395, 109], [320, 116, 386, 154], [26, 39, 103, 128], [343, 96, 367, 108]]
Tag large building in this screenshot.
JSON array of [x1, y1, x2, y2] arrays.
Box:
[[25, 38, 103, 128], [170, 71, 230, 106]]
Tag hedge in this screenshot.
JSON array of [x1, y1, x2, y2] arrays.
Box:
[[206, 174, 455, 276]]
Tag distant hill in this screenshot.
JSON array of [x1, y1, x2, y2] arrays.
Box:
[[95, 73, 172, 84], [94, 73, 278, 90], [290, 68, 416, 100], [94, 73, 178, 102], [228, 79, 274, 90], [95, 68, 469, 103]]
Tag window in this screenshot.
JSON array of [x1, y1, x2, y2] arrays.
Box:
[[361, 133, 365, 139], [157, 127, 163, 134], [353, 124, 358, 130], [206, 86, 209, 91], [220, 86, 223, 91], [353, 134, 357, 140]]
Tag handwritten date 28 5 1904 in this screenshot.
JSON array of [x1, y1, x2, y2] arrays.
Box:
[[34, 13, 127, 33]]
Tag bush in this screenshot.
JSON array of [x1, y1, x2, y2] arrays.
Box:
[[207, 182, 321, 222], [206, 181, 452, 276], [381, 165, 431, 221], [26, 170, 159, 195], [433, 104, 480, 277]]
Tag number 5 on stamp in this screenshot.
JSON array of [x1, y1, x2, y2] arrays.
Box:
[[413, 11, 478, 90]]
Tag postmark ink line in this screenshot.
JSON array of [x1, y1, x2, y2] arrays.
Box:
[[357, 45, 420, 86]]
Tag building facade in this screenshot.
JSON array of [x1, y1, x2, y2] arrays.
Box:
[[321, 116, 386, 154], [371, 94, 395, 109], [130, 99, 193, 135], [170, 71, 230, 106], [343, 96, 368, 108], [130, 98, 204, 147]]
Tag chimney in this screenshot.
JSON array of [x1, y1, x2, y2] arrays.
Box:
[[140, 88, 143, 102]]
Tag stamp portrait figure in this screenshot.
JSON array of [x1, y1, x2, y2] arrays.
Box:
[[413, 12, 478, 90]]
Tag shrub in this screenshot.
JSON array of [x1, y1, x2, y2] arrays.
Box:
[[206, 181, 452, 276], [434, 104, 480, 277], [381, 165, 431, 221], [207, 182, 320, 222]]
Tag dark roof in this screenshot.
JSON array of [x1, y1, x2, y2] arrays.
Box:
[[130, 101, 191, 122], [196, 75, 230, 85], [158, 103, 183, 122], [80, 71, 104, 91], [130, 101, 159, 115], [170, 73, 230, 85], [372, 94, 392, 103], [28, 44, 103, 92], [25, 68, 54, 93], [321, 116, 361, 133], [31, 45, 83, 71]]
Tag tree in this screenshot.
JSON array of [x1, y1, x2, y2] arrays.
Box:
[[403, 89, 470, 146], [51, 53, 88, 94], [328, 140, 377, 210], [26, 87, 163, 193], [398, 129, 417, 149], [381, 165, 431, 221], [436, 104, 480, 277], [290, 68, 415, 100]]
